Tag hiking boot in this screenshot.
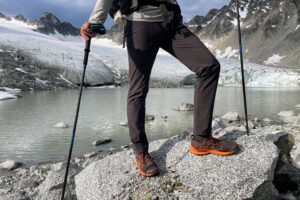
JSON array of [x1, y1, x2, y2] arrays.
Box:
[[135, 152, 160, 177], [189, 136, 239, 156]]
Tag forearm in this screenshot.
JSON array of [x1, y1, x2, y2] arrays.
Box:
[[89, 0, 113, 24]]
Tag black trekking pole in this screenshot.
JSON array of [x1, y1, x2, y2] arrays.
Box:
[[61, 24, 106, 200], [236, 0, 250, 136]]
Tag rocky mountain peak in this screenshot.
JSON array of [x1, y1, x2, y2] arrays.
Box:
[[14, 14, 27, 23], [36, 12, 79, 36], [39, 12, 61, 26]]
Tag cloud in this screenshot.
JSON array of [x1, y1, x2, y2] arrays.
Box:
[[0, 0, 230, 27]]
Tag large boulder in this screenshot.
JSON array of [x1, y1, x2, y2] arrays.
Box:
[[222, 111, 240, 121], [0, 160, 23, 171], [75, 126, 279, 200], [36, 162, 81, 200]]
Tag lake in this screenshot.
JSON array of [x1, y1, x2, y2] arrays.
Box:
[[0, 86, 299, 176]]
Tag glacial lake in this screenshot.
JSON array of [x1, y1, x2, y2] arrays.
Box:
[[0, 86, 300, 176]]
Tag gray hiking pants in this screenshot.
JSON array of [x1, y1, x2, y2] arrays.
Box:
[[125, 21, 220, 153]]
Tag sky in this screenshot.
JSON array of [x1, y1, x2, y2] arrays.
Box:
[[0, 0, 230, 28]]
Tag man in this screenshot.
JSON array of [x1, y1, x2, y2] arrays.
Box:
[[81, 0, 239, 177]]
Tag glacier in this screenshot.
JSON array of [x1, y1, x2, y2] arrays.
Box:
[[0, 17, 299, 87]]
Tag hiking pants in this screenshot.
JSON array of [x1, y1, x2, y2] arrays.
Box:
[[125, 21, 220, 153]]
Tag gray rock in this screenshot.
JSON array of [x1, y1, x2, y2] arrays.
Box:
[[278, 110, 295, 118], [145, 114, 155, 121], [222, 111, 240, 121], [263, 118, 273, 123], [254, 118, 260, 122], [0, 192, 29, 200], [174, 103, 194, 111], [212, 117, 226, 132], [93, 139, 112, 146], [36, 162, 81, 200], [83, 152, 97, 159], [0, 160, 23, 171], [54, 122, 68, 128], [161, 114, 168, 119], [75, 126, 279, 200], [119, 120, 128, 126], [295, 104, 300, 109]]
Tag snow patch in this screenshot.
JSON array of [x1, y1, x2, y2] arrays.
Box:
[[295, 25, 300, 31], [15, 67, 28, 73], [35, 78, 48, 85], [264, 54, 285, 65]]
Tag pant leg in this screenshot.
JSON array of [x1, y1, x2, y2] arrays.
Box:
[[161, 26, 220, 139], [125, 21, 160, 153]]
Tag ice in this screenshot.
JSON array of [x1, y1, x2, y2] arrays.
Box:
[[0, 16, 299, 88], [264, 54, 285, 65]]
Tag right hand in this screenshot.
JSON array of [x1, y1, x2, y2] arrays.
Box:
[[80, 22, 97, 41]]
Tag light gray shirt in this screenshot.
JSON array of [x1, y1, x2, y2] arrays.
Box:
[[89, 0, 175, 24]]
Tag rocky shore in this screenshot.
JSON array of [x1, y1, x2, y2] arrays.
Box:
[[1, 117, 300, 200]]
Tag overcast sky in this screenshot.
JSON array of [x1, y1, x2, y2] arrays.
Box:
[[0, 0, 230, 27]]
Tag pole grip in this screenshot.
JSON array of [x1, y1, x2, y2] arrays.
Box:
[[83, 39, 91, 66]]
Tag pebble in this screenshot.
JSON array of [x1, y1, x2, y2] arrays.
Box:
[[93, 139, 112, 146], [53, 122, 68, 129]]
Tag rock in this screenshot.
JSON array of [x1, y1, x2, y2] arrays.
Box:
[[212, 117, 226, 132], [174, 103, 194, 111], [222, 111, 240, 121], [254, 117, 260, 122], [83, 152, 97, 159], [0, 91, 17, 101], [295, 104, 300, 109], [75, 126, 279, 199], [121, 145, 130, 149], [263, 118, 273, 123], [119, 120, 128, 126], [54, 122, 68, 129], [290, 134, 300, 168], [0, 192, 29, 200], [274, 164, 300, 194], [244, 120, 256, 129], [161, 114, 168, 119], [93, 139, 112, 146], [36, 162, 81, 200], [15, 14, 27, 23], [145, 114, 155, 121], [281, 116, 300, 126], [278, 110, 295, 118], [0, 160, 23, 171]]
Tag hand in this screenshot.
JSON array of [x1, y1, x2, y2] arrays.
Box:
[[80, 22, 97, 41]]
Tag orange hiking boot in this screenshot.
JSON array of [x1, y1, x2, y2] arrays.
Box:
[[135, 152, 160, 177], [189, 136, 239, 156]]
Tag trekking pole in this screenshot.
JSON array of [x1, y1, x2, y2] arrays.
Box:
[[236, 0, 250, 136], [61, 24, 106, 200]]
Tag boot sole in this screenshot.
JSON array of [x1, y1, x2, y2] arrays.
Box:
[[135, 160, 160, 177], [189, 144, 237, 156]]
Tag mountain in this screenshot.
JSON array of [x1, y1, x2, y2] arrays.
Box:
[[0, 12, 80, 36], [186, 0, 300, 69], [36, 12, 80, 36]]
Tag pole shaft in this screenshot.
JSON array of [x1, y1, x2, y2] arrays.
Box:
[[61, 39, 91, 200], [236, 0, 250, 136]]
